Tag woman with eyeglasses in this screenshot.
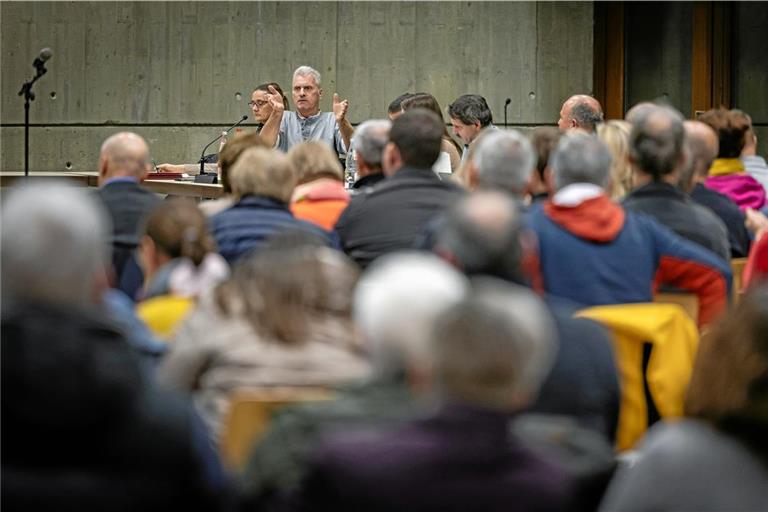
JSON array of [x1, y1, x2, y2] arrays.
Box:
[[156, 82, 289, 175]]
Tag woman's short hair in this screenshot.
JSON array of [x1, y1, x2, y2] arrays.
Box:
[[699, 108, 752, 158], [287, 141, 344, 184], [218, 132, 269, 194], [228, 147, 296, 203]]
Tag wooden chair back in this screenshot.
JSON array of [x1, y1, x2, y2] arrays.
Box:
[[220, 387, 334, 473], [731, 257, 748, 303]]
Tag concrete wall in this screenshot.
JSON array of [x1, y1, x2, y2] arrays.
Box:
[[0, 1, 593, 172]]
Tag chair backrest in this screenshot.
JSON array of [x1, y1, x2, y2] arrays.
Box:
[[731, 257, 748, 302], [220, 387, 334, 473], [653, 292, 699, 325], [577, 303, 699, 452]]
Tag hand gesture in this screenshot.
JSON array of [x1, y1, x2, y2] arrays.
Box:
[[267, 85, 285, 113], [156, 163, 186, 173], [333, 93, 349, 123], [745, 208, 768, 240]]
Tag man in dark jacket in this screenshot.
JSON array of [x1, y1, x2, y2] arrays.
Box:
[[1, 183, 228, 511], [335, 108, 465, 269], [684, 119, 751, 258], [623, 106, 730, 262], [95, 132, 160, 296]]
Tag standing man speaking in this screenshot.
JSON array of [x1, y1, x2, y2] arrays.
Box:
[[260, 66, 353, 157]]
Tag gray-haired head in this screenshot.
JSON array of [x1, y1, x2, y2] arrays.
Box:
[[683, 120, 719, 179], [293, 65, 322, 87], [472, 130, 536, 197], [1, 182, 111, 308], [551, 133, 613, 190], [354, 252, 468, 378], [431, 278, 557, 410], [629, 105, 685, 181], [352, 119, 392, 170], [625, 101, 657, 124], [433, 191, 526, 285]]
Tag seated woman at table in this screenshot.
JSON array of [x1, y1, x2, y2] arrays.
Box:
[[157, 82, 288, 175]]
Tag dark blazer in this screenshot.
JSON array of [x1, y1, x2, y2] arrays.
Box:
[[296, 404, 573, 512], [95, 181, 160, 298], [623, 181, 730, 261], [691, 183, 752, 258], [335, 166, 465, 269], [211, 194, 338, 265]]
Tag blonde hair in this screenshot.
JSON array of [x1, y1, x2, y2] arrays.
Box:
[[287, 141, 344, 184], [597, 120, 633, 199], [228, 147, 296, 203]]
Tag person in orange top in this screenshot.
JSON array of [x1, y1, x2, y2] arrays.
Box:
[[288, 141, 350, 231]]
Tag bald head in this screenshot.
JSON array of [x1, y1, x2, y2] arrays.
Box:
[[558, 94, 604, 133], [684, 120, 719, 180], [98, 132, 151, 184]]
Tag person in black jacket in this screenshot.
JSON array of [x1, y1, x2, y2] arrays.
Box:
[[95, 131, 160, 298], [1, 183, 229, 512], [684, 119, 752, 258], [335, 109, 465, 269], [623, 105, 730, 261]]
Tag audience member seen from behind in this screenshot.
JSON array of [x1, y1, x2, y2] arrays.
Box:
[[296, 280, 577, 511], [401, 92, 463, 175], [210, 146, 337, 265], [136, 199, 229, 340], [699, 108, 766, 211], [526, 133, 732, 327], [597, 120, 633, 200], [622, 106, 730, 261], [349, 119, 390, 192], [685, 120, 752, 258], [432, 192, 620, 442], [95, 131, 160, 298], [199, 131, 270, 217], [158, 235, 370, 441], [334, 109, 464, 269], [739, 109, 768, 191], [242, 253, 468, 506], [528, 127, 561, 203], [1, 183, 226, 511], [557, 94, 604, 133], [288, 141, 350, 231], [466, 129, 537, 199], [157, 82, 288, 175], [600, 286, 768, 511]]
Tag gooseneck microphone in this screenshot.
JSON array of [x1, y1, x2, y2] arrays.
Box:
[[504, 98, 511, 128], [33, 48, 53, 73], [198, 114, 249, 176]]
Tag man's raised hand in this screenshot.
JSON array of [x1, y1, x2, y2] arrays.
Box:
[[333, 93, 349, 123]]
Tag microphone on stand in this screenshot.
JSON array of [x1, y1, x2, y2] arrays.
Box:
[[18, 48, 53, 178], [195, 115, 249, 183], [504, 98, 511, 128], [33, 48, 53, 74]]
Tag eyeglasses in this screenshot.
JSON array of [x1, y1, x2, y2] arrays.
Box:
[[248, 100, 269, 108]]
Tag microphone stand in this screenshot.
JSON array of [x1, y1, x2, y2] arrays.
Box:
[[195, 115, 249, 184], [17, 58, 49, 177], [504, 98, 511, 129]]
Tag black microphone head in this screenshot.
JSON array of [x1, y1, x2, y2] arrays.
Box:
[[505, 98, 511, 105], [39, 48, 53, 62], [241, 115, 248, 121]]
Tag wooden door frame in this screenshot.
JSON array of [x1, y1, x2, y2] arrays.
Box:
[[595, 1, 732, 120]]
